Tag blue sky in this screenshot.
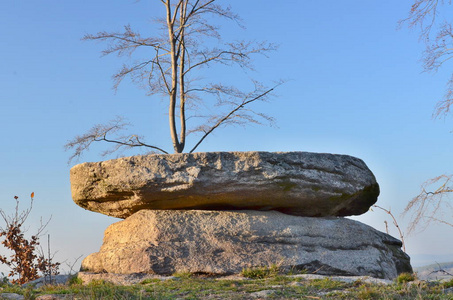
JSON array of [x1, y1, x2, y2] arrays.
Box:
[[1, 0, 452, 274]]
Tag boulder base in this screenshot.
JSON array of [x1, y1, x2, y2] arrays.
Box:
[[70, 151, 379, 218], [81, 210, 411, 279]]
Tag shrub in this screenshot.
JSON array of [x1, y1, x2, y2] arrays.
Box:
[[0, 193, 60, 284], [396, 272, 416, 284]]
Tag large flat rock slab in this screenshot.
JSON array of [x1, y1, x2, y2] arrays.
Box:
[[70, 151, 379, 218], [80, 210, 412, 279]]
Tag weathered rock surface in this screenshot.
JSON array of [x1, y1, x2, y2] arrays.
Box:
[[70, 151, 379, 218], [81, 210, 412, 279], [22, 275, 70, 288], [0, 294, 24, 300]]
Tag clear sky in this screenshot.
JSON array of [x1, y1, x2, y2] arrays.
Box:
[[1, 0, 452, 274]]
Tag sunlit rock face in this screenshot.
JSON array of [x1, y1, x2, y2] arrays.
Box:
[[70, 151, 379, 219], [80, 210, 412, 279]]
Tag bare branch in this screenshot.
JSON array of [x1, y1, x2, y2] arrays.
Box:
[[184, 41, 278, 76], [64, 116, 168, 164], [400, 0, 444, 40], [82, 25, 167, 56], [402, 1, 453, 118], [189, 81, 282, 153], [372, 205, 406, 252], [428, 262, 453, 277], [403, 174, 453, 234], [99, 134, 169, 155]]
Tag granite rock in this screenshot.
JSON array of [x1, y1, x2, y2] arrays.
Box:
[[70, 151, 379, 218], [80, 210, 412, 279]]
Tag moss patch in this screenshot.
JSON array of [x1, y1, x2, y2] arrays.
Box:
[[277, 180, 298, 192]]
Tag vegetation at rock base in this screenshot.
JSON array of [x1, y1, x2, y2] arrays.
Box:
[[396, 272, 416, 284], [1, 273, 453, 299], [240, 264, 280, 279]]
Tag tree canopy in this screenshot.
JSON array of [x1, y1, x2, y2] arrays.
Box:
[[66, 0, 280, 162]]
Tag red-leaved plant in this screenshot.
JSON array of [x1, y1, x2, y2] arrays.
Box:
[[0, 193, 60, 284]]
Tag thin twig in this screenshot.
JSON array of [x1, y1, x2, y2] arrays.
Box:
[[372, 205, 406, 252], [189, 84, 278, 153]]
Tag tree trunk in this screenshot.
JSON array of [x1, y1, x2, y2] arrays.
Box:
[[166, 0, 183, 153], [179, 1, 187, 152]]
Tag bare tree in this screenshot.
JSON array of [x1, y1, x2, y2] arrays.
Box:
[[66, 0, 280, 161], [401, 0, 453, 117], [401, 1, 453, 233]]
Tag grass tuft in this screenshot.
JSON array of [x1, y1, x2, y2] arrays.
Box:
[[241, 264, 280, 279], [172, 271, 192, 279], [68, 274, 83, 286], [396, 272, 416, 284]]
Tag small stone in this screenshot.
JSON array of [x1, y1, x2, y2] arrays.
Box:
[[22, 275, 70, 288], [0, 294, 24, 300], [289, 281, 304, 287], [249, 290, 276, 298], [289, 274, 393, 285], [35, 295, 73, 300]]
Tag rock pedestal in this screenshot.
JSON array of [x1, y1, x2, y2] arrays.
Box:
[[70, 152, 379, 219], [70, 151, 411, 280], [81, 210, 411, 280]]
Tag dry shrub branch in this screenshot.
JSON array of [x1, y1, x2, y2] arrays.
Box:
[[372, 205, 406, 252], [403, 175, 453, 234]]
